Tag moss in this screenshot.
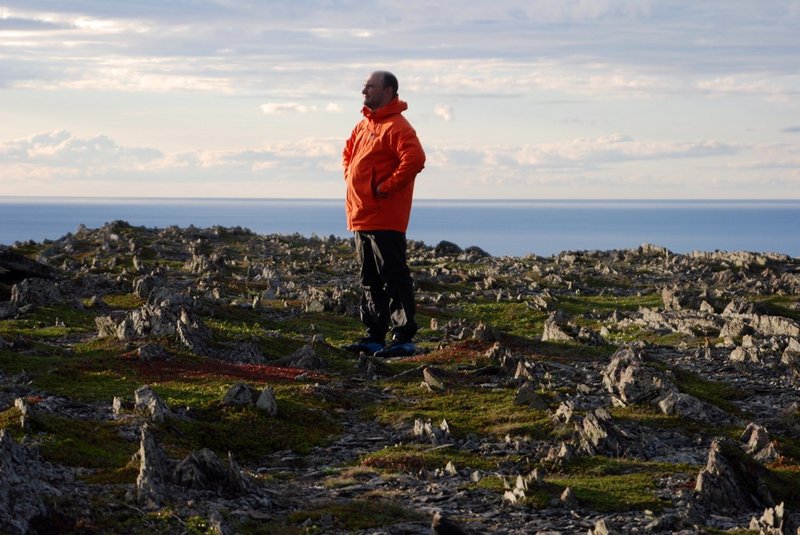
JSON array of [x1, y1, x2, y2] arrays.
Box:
[[283, 497, 425, 531], [100, 293, 145, 310], [158, 396, 340, 461], [27, 413, 138, 476], [366, 381, 555, 439], [668, 366, 746, 416], [361, 443, 505, 473], [548, 457, 687, 512]]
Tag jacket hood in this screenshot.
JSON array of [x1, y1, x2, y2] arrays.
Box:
[[362, 97, 408, 120]]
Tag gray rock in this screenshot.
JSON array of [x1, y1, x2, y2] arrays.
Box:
[[658, 391, 733, 424], [256, 386, 278, 416], [602, 347, 674, 404], [0, 430, 60, 535], [222, 383, 256, 406], [515, 381, 547, 409], [577, 408, 633, 456], [694, 437, 773, 512], [11, 277, 64, 306], [135, 424, 170, 509], [134, 385, 173, 423]]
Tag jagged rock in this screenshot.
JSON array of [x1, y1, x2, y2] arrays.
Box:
[[135, 424, 170, 509], [10, 277, 64, 306], [749, 502, 800, 535], [544, 441, 574, 467], [134, 385, 173, 423], [471, 321, 497, 342], [731, 345, 758, 363], [560, 486, 577, 508], [412, 418, 450, 444], [553, 401, 575, 424], [176, 307, 212, 355], [514, 381, 547, 409], [741, 423, 780, 464], [694, 437, 773, 512], [222, 383, 257, 406], [225, 342, 266, 364], [602, 347, 674, 404], [542, 310, 575, 342], [720, 318, 752, 338], [172, 448, 251, 494], [0, 430, 60, 535], [576, 408, 633, 456], [658, 391, 734, 423], [753, 315, 800, 338], [272, 344, 325, 369], [132, 275, 155, 299], [256, 386, 278, 416], [422, 367, 446, 391], [513, 360, 537, 382]]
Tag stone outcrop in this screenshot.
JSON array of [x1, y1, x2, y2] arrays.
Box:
[[694, 437, 773, 512], [0, 430, 62, 535]]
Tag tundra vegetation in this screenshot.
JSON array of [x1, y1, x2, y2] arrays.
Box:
[[0, 221, 799, 534]]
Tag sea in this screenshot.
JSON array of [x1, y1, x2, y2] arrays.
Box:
[[1, 197, 798, 258]]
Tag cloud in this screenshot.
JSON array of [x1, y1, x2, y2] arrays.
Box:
[[261, 102, 317, 114], [783, 126, 800, 133], [434, 104, 454, 122]]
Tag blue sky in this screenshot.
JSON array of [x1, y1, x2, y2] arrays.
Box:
[[1, 0, 798, 199]]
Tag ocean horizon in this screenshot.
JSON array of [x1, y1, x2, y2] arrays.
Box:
[[1, 196, 798, 258]]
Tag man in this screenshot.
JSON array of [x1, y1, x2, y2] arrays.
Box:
[[342, 71, 426, 357]]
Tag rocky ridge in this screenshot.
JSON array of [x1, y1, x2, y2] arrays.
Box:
[[0, 222, 799, 534]]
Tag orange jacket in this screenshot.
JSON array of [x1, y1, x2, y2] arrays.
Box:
[[343, 97, 425, 232]]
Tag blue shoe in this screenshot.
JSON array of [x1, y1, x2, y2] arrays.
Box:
[[343, 338, 384, 356], [374, 341, 416, 358]]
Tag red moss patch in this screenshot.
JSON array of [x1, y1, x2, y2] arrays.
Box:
[[135, 359, 327, 383]]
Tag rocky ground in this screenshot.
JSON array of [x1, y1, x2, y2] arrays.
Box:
[[1, 221, 799, 534]]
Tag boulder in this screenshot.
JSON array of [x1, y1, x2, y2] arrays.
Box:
[[694, 437, 773, 512], [10, 278, 64, 306], [602, 347, 673, 405], [134, 385, 173, 423], [0, 430, 61, 535], [135, 424, 170, 509]]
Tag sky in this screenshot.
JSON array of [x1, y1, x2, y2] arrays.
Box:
[[1, 0, 799, 200]]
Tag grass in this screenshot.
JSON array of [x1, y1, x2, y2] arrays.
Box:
[[548, 456, 692, 512], [360, 443, 506, 473], [366, 380, 556, 439]]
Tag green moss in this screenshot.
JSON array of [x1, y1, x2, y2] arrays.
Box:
[[100, 293, 145, 310], [158, 397, 339, 461], [549, 457, 687, 512], [668, 366, 746, 415], [460, 301, 546, 337], [366, 381, 555, 439], [282, 497, 425, 531], [361, 443, 504, 472], [28, 413, 138, 475]]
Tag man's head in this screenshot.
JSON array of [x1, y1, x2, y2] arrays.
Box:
[[362, 71, 398, 111]]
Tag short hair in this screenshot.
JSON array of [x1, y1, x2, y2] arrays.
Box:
[[379, 71, 399, 96]]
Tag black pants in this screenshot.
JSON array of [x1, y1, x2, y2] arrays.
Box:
[[354, 230, 417, 343]]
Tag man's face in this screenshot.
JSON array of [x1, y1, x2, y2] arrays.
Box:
[[362, 73, 392, 111]]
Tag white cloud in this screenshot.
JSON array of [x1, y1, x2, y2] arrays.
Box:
[[261, 102, 317, 114], [434, 104, 453, 122]]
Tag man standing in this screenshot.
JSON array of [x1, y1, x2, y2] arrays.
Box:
[[342, 71, 426, 357]]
